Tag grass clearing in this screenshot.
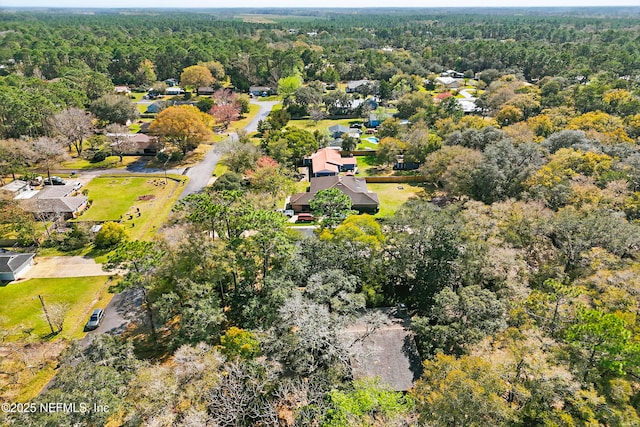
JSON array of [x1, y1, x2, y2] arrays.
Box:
[[291, 117, 355, 133], [77, 175, 184, 241], [367, 183, 426, 217], [0, 276, 113, 340], [355, 155, 386, 177], [356, 139, 379, 151], [0, 276, 114, 401]]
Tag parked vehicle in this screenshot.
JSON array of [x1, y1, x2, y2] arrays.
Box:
[[43, 176, 67, 185], [296, 213, 315, 223], [277, 209, 295, 218], [84, 308, 104, 331]]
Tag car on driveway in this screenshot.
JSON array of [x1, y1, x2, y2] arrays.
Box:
[[44, 176, 67, 185], [296, 213, 315, 223], [84, 308, 104, 331]]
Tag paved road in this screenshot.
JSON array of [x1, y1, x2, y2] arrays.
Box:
[[77, 100, 278, 199], [178, 99, 279, 199]]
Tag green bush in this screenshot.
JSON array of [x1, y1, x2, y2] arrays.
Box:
[[60, 226, 90, 251], [94, 222, 127, 249], [90, 150, 108, 163]]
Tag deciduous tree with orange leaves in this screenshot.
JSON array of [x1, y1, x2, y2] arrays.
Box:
[[149, 105, 213, 155]]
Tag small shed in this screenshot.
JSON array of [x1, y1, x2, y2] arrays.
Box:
[[0, 180, 31, 198]]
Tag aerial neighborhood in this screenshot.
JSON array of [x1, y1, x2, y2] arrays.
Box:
[[1, 6, 640, 426]]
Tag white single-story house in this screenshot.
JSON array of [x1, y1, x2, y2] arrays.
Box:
[[114, 86, 131, 95], [435, 76, 463, 88], [0, 250, 35, 282]]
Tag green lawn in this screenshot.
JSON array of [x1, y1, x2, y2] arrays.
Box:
[[130, 92, 146, 102], [367, 183, 426, 217], [355, 155, 385, 177], [356, 138, 379, 151], [291, 117, 355, 133], [0, 276, 113, 340], [213, 162, 229, 177], [61, 155, 141, 170], [77, 175, 185, 241]]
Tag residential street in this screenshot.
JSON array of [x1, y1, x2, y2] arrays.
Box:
[[178, 99, 278, 199], [74, 100, 278, 198], [76, 100, 278, 336]]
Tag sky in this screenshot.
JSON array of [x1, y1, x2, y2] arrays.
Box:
[[1, 1, 639, 8]]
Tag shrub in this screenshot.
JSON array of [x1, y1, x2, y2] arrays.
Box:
[[90, 150, 108, 163], [60, 226, 90, 251], [94, 222, 127, 249]]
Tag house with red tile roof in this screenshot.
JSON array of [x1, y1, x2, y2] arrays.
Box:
[[304, 147, 357, 178]]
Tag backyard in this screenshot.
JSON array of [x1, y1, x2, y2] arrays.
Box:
[[367, 182, 426, 217]]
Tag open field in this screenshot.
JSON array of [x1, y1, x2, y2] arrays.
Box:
[[367, 183, 426, 217], [290, 117, 358, 133], [77, 175, 184, 241]]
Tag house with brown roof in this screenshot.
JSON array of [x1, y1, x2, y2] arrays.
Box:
[[304, 148, 357, 177], [289, 175, 379, 214], [197, 87, 215, 96]]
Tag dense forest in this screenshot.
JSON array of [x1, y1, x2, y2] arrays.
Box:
[[1, 7, 640, 426]]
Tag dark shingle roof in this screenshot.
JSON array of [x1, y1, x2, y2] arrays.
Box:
[[0, 250, 35, 274], [21, 196, 87, 214]]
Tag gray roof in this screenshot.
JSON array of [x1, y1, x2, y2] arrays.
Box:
[[343, 308, 422, 391], [0, 250, 35, 274], [1, 180, 30, 193], [346, 79, 373, 89], [22, 196, 87, 214], [37, 184, 77, 199], [249, 86, 272, 92], [328, 124, 350, 135]]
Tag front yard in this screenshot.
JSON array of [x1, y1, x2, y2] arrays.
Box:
[[0, 276, 114, 400], [77, 175, 185, 241], [61, 155, 141, 170], [0, 276, 113, 341]]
